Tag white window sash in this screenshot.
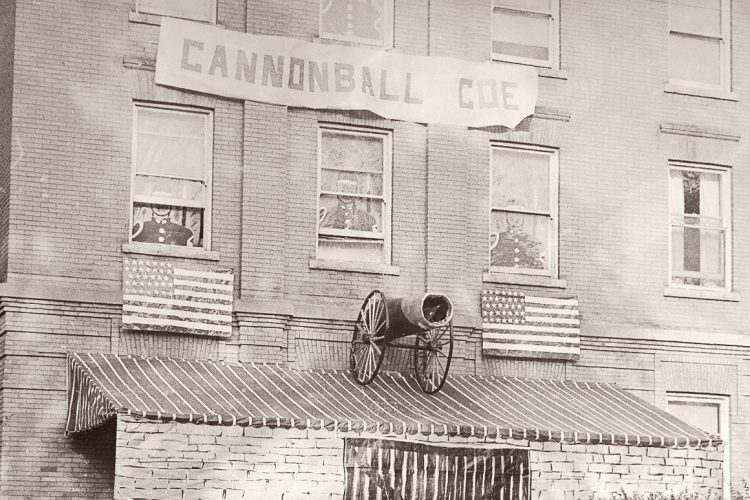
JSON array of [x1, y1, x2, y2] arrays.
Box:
[[131, 103, 213, 250], [491, 1, 559, 68], [667, 0, 730, 91], [317, 124, 392, 264], [489, 144, 558, 277], [667, 163, 731, 291]]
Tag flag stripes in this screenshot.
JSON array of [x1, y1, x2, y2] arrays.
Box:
[[344, 439, 530, 500], [481, 289, 581, 360], [122, 258, 233, 337], [66, 352, 720, 448]]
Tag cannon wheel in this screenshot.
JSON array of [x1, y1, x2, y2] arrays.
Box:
[[351, 290, 389, 385], [413, 321, 453, 394]]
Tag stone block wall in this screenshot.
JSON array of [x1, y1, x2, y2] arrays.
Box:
[[115, 417, 723, 500]]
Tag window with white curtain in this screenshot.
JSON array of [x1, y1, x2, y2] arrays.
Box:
[[668, 0, 730, 90], [491, 0, 559, 68], [669, 163, 731, 289], [131, 103, 213, 249], [490, 145, 558, 276], [317, 125, 391, 264]]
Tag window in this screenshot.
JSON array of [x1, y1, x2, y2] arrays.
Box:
[[131, 104, 213, 250], [317, 126, 391, 264], [490, 145, 558, 276], [669, 164, 731, 289], [668, 0, 730, 90], [319, 0, 394, 47], [345, 439, 530, 500], [135, 0, 216, 23], [491, 0, 559, 68], [667, 394, 729, 495]]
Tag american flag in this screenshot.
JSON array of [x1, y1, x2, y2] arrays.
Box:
[[481, 289, 580, 360], [122, 258, 233, 337]]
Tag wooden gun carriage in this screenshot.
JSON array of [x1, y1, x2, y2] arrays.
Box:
[[350, 290, 454, 394]]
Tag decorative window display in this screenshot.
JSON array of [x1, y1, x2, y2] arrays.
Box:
[[317, 126, 391, 264], [668, 0, 730, 90], [669, 164, 731, 289], [492, 0, 559, 68], [131, 104, 212, 249], [319, 0, 393, 47], [344, 438, 530, 500], [135, 0, 216, 23], [489, 145, 557, 276]]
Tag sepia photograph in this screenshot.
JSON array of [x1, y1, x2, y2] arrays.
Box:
[[0, 0, 744, 498]]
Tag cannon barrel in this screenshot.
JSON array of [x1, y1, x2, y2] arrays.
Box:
[[384, 293, 453, 340]]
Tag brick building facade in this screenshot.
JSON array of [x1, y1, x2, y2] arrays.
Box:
[[0, 0, 748, 498]]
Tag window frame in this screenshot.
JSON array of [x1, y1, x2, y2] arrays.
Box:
[[490, 0, 560, 69], [489, 143, 559, 278], [666, 393, 730, 497], [667, 162, 732, 292], [130, 102, 214, 251], [134, 0, 217, 23], [316, 124, 392, 266], [318, 0, 394, 48], [667, 0, 731, 91]]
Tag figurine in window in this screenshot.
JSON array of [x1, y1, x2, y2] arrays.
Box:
[[490, 209, 545, 269], [321, 0, 382, 41], [319, 178, 378, 232], [132, 205, 195, 247]]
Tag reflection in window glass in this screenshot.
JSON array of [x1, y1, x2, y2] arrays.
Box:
[[317, 127, 390, 264]]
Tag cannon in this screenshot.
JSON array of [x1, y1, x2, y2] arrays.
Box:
[[350, 290, 454, 394]]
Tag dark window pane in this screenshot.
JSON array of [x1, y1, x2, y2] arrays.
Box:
[[132, 204, 202, 247]]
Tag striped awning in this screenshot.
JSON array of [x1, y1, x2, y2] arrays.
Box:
[[66, 352, 719, 448]]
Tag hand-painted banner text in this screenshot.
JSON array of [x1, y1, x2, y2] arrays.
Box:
[[155, 18, 538, 128]]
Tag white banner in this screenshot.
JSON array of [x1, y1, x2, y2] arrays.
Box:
[[155, 18, 538, 128]]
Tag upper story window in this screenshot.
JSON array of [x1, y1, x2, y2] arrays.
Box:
[[492, 0, 559, 68], [669, 163, 731, 290], [131, 103, 213, 250], [135, 0, 216, 23], [668, 0, 730, 90], [319, 0, 394, 47], [317, 125, 391, 264], [490, 145, 558, 277]]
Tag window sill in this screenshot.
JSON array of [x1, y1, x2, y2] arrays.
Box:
[[128, 10, 221, 27], [483, 272, 566, 289], [663, 286, 739, 302], [309, 259, 399, 276], [538, 67, 568, 80], [664, 83, 739, 102], [122, 243, 220, 261]]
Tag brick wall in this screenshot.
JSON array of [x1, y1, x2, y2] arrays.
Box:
[[115, 417, 723, 500], [0, 0, 14, 283]]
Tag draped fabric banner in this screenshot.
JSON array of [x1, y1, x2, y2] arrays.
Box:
[[155, 18, 538, 128]]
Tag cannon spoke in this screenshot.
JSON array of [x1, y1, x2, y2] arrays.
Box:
[[351, 290, 389, 386], [414, 321, 453, 394]]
